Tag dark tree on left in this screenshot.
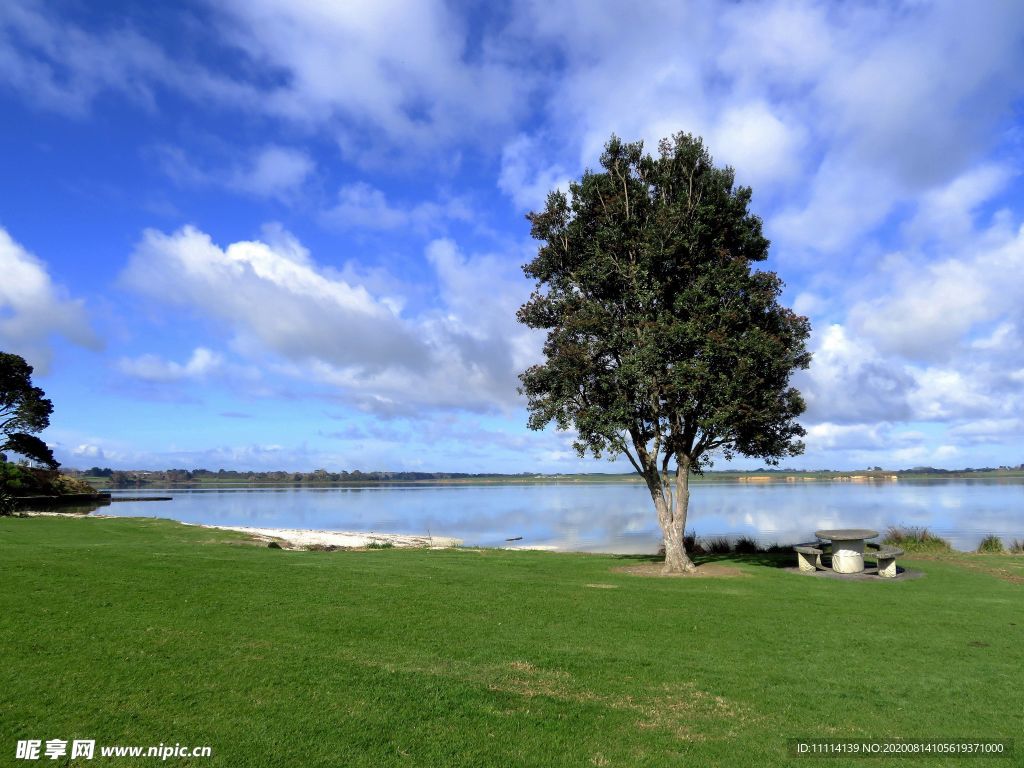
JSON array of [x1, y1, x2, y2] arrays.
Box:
[[0, 352, 58, 470]]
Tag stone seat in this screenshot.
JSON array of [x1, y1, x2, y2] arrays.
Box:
[[793, 544, 824, 572], [875, 546, 904, 578]]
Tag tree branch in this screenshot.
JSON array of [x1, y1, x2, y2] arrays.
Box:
[[620, 436, 643, 475]]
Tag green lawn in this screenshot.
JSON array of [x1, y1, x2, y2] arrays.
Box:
[[1, 517, 1021, 767]]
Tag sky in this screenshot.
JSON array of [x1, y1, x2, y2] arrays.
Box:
[[2, 0, 1024, 474]]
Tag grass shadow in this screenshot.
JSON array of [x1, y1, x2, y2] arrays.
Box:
[[610, 551, 796, 570], [610, 553, 665, 565], [693, 551, 793, 570]]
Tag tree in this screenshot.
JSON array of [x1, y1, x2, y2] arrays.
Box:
[[517, 133, 810, 573], [0, 352, 59, 470]]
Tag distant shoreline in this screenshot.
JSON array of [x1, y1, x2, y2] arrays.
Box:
[[80, 468, 1024, 490]]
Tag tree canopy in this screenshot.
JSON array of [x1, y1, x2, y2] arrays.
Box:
[[517, 133, 810, 572], [1, 352, 58, 470]]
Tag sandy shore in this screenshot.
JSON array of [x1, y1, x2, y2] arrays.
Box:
[[23, 512, 462, 550], [190, 523, 462, 550]]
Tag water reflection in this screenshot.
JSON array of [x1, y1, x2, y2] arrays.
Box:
[[98, 480, 1024, 553]]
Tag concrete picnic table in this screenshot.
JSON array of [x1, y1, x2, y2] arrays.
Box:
[[814, 528, 879, 574]]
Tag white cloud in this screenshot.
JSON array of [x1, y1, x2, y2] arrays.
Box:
[[850, 222, 1024, 361], [797, 324, 913, 424], [158, 145, 314, 201], [121, 225, 425, 373], [805, 422, 888, 451], [498, 134, 572, 212], [0, 226, 98, 371], [791, 291, 827, 319], [800, 313, 1024, 436], [770, 160, 899, 255], [0, 0, 258, 117], [717, 1, 834, 87], [71, 443, 105, 459], [322, 182, 471, 232], [213, 0, 527, 157], [905, 164, 1016, 244], [491, 1, 1024, 256], [299, 237, 541, 415], [228, 146, 314, 199], [120, 226, 540, 415], [2, 0, 528, 162], [118, 348, 224, 382], [948, 418, 1024, 445], [907, 368, 1001, 422], [55, 439, 309, 472], [709, 101, 807, 188], [886, 443, 959, 466]]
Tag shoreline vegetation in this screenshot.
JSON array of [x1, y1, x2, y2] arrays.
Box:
[[17, 511, 1024, 560], [71, 465, 1024, 488], [0, 463, 110, 512]]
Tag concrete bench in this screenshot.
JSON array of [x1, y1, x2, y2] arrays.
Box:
[[794, 544, 824, 572], [876, 546, 904, 578]]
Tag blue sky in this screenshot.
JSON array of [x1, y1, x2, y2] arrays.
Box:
[[2, 0, 1024, 473]]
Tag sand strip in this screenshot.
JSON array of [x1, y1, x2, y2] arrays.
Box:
[[190, 523, 462, 550]]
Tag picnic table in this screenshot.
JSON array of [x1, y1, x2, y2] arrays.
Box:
[[814, 528, 879, 574]]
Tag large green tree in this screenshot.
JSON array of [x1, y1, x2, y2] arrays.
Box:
[[0, 352, 58, 470], [518, 133, 810, 573]]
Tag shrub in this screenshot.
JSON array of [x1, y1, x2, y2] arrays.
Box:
[[0, 490, 15, 516], [0, 462, 40, 494], [701, 537, 733, 554], [1008, 539, 1024, 554], [0, 464, 98, 498], [976, 535, 1005, 554], [882, 525, 952, 553], [733, 536, 761, 554], [51, 474, 99, 495], [366, 541, 394, 549], [683, 531, 697, 552]]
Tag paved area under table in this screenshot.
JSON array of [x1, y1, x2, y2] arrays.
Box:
[[784, 565, 925, 581]]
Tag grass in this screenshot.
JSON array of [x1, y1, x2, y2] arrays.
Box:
[[977, 535, 1005, 554], [881, 525, 953, 553], [1, 517, 1021, 767]]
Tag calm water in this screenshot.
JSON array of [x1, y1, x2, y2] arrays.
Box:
[[98, 480, 1024, 553]]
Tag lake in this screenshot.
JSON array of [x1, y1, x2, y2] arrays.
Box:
[[98, 479, 1024, 553]]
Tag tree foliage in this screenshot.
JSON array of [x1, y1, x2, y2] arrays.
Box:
[[517, 133, 810, 571], [0, 352, 58, 470]]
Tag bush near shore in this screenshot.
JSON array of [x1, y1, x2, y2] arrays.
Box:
[[881, 525, 953, 553], [977, 535, 1006, 554], [0, 462, 95, 496]]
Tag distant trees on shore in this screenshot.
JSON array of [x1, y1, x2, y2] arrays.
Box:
[[67, 464, 1024, 488], [72, 468, 542, 487]]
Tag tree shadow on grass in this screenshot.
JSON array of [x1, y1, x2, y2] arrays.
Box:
[[610, 551, 795, 570], [696, 551, 794, 570]]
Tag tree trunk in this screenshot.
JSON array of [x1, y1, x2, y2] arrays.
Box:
[[645, 461, 696, 574]]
